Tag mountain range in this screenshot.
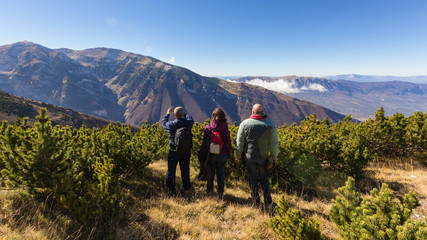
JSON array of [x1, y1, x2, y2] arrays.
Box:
[[328, 74, 427, 84], [223, 74, 427, 84], [0, 41, 346, 126], [231, 76, 427, 120]]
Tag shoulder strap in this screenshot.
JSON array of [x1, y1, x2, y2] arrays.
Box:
[[172, 120, 180, 135]]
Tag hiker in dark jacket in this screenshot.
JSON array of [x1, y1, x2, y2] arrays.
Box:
[[236, 104, 279, 209], [161, 106, 194, 194], [202, 108, 231, 197]]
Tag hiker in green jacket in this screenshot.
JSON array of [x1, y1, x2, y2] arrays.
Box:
[[236, 104, 279, 209]]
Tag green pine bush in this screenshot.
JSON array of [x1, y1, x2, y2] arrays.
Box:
[[271, 196, 324, 240], [0, 108, 167, 225], [329, 177, 427, 240]]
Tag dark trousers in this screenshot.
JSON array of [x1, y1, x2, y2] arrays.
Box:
[[246, 159, 273, 206], [166, 150, 191, 193], [207, 153, 227, 195]]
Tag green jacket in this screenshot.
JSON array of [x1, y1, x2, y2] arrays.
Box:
[[236, 116, 279, 164]]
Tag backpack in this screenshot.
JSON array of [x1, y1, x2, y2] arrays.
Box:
[[209, 129, 224, 155], [174, 121, 193, 153]]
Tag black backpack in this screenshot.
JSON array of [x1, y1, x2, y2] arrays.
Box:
[[174, 121, 193, 153]]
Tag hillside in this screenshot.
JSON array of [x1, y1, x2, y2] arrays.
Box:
[[0, 41, 346, 126], [0, 90, 115, 128]]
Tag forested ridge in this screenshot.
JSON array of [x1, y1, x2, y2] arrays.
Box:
[[0, 107, 426, 239]]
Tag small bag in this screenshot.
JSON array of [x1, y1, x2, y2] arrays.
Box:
[[209, 142, 221, 154], [209, 128, 224, 155]]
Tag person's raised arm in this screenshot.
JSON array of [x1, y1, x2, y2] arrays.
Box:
[[161, 107, 174, 131], [186, 113, 194, 128]]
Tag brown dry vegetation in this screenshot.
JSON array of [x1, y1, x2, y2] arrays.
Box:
[[361, 159, 427, 222], [1, 159, 426, 240]]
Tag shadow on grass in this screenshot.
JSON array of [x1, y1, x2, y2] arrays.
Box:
[[125, 165, 169, 199], [359, 169, 411, 195], [299, 208, 330, 220], [222, 193, 252, 206], [117, 213, 179, 240]]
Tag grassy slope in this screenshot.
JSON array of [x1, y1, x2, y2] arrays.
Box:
[[1, 159, 426, 240]]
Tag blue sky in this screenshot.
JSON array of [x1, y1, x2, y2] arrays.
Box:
[[1, 0, 427, 77]]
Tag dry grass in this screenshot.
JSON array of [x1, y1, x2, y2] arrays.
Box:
[[122, 160, 277, 240], [1, 158, 426, 239], [138, 196, 274, 240], [0, 190, 68, 240], [0, 226, 47, 240], [363, 159, 427, 221]]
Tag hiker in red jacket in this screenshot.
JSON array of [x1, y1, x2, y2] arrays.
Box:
[[202, 108, 232, 198]]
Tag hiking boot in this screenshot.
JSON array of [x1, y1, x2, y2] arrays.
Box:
[[168, 188, 177, 196], [181, 186, 195, 199], [206, 190, 214, 197], [217, 192, 224, 200], [265, 201, 277, 215], [248, 197, 261, 208]]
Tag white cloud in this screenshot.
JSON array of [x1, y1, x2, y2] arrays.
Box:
[[247, 78, 301, 93], [226, 78, 328, 94], [146, 46, 152, 53], [106, 17, 118, 27], [301, 83, 327, 92], [167, 56, 175, 64]]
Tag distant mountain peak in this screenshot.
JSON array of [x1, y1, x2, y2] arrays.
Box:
[[11, 41, 49, 51], [15, 40, 38, 46]]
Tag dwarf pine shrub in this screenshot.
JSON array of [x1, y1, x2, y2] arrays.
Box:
[[271, 196, 324, 240], [0, 108, 166, 225], [329, 177, 427, 240]]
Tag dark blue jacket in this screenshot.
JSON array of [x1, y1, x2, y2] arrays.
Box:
[[161, 113, 194, 150]]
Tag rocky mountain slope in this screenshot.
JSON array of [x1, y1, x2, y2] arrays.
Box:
[[0, 42, 346, 125], [233, 76, 427, 120], [0, 42, 126, 122]]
